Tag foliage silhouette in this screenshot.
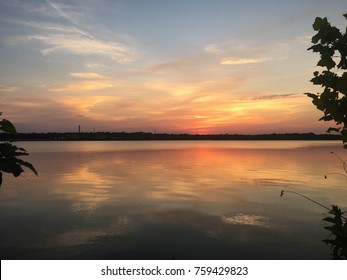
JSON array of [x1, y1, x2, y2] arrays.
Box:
[[305, 13, 347, 147], [0, 113, 38, 186], [281, 189, 347, 259], [322, 205, 347, 259], [321, 152, 347, 259], [281, 150, 347, 259], [295, 12, 347, 258]]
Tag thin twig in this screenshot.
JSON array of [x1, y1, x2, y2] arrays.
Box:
[[325, 172, 347, 179], [281, 190, 347, 220], [331, 152, 347, 174], [281, 190, 331, 211]]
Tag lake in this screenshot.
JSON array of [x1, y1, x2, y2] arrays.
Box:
[[0, 140, 346, 259]]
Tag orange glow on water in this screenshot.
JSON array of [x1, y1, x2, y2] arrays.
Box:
[[25, 141, 342, 210]]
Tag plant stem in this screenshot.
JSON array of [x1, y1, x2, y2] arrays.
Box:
[[281, 190, 347, 220], [281, 190, 331, 211]]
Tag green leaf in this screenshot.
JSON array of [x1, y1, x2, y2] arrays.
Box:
[[0, 119, 17, 134]]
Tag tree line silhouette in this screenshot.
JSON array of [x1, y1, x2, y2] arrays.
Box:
[[0, 131, 342, 141]]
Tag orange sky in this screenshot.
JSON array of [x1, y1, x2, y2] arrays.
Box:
[[1, 0, 346, 134]]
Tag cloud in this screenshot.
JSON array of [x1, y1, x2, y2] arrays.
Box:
[[147, 56, 205, 73], [0, 84, 19, 93], [250, 93, 299, 100], [45, 0, 81, 26], [221, 214, 270, 227], [204, 40, 291, 67], [85, 63, 109, 69], [5, 33, 135, 64], [70, 72, 105, 79], [59, 96, 109, 116], [38, 34, 134, 64], [4, 2, 137, 65], [11, 20, 93, 39], [2, 96, 90, 132], [220, 57, 269, 65], [204, 44, 221, 54], [52, 80, 115, 92], [224, 40, 291, 56], [2, 85, 326, 134]]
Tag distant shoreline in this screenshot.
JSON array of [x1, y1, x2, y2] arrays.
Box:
[[0, 132, 341, 141]]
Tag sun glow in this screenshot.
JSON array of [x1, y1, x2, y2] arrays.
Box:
[[1, 0, 340, 133]]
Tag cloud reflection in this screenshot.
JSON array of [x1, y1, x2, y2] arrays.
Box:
[[2, 141, 345, 259], [221, 214, 270, 227], [57, 164, 123, 207], [47, 142, 338, 218], [45, 215, 132, 247]]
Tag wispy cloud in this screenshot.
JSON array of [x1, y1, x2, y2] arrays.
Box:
[[220, 57, 269, 65], [4, 2, 137, 64], [10, 34, 135, 64], [2, 96, 90, 132], [52, 81, 115, 92], [0, 84, 19, 93], [205, 40, 291, 66], [250, 93, 298, 100], [148, 57, 204, 73], [224, 40, 291, 56], [70, 72, 105, 79], [85, 63, 109, 69], [0, 0, 334, 134], [45, 0, 81, 26], [204, 44, 221, 54], [10, 20, 93, 38]]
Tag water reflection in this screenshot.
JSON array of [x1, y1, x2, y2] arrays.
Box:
[[221, 214, 270, 227], [0, 141, 346, 259], [51, 145, 346, 210], [45, 215, 133, 247], [59, 165, 118, 203]]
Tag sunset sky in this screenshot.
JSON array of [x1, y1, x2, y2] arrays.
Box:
[[0, 0, 346, 134]]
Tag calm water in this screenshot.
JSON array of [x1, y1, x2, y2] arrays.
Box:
[[0, 140, 346, 259]]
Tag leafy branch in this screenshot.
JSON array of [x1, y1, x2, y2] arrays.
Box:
[[0, 113, 38, 186], [281, 189, 347, 259], [324, 152, 347, 179], [305, 13, 347, 147]]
